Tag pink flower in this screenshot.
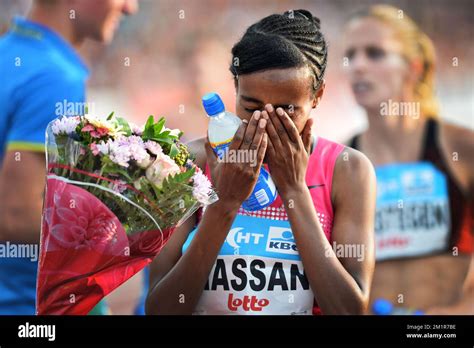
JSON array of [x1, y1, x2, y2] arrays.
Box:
[[109, 180, 128, 193], [96, 127, 109, 137], [90, 143, 100, 156], [145, 153, 181, 187], [90, 131, 101, 138], [81, 124, 95, 133]]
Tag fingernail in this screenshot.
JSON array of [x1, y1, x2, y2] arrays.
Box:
[[261, 111, 268, 119], [254, 111, 261, 120], [265, 104, 274, 113], [276, 108, 284, 116], [259, 119, 267, 128], [242, 119, 248, 124]]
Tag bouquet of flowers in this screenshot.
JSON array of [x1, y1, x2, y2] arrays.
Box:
[[36, 113, 217, 315]]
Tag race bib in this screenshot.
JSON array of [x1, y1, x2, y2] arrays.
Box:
[[182, 214, 314, 315], [375, 162, 451, 260]]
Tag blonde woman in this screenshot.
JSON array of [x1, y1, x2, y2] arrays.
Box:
[[344, 5, 473, 314]]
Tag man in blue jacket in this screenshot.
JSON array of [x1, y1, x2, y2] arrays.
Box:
[[0, 0, 138, 315]]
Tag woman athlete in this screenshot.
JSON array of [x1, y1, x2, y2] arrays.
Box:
[[344, 5, 473, 313], [146, 9, 376, 315]]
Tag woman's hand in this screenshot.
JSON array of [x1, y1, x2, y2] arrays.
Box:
[[262, 104, 313, 197], [205, 111, 268, 209]]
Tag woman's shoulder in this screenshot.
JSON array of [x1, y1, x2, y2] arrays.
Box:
[[438, 120, 474, 190], [312, 137, 375, 200], [439, 121, 474, 154], [314, 137, 370, 169], [329, 144, 376, 208], [334, 146, 375, 180]]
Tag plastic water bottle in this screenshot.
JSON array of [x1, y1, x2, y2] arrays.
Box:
[[202, 92, 277, 211], [372, 299, 424, 315]]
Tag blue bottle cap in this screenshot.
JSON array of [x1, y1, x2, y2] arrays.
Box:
[[372, 299, 393, 315], [202, 92, 225, 116]]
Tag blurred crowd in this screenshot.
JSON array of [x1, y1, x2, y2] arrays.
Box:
[[1, 0, 472, 143]]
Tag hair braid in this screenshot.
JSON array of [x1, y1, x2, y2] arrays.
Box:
[[230, 9, 328, 93]]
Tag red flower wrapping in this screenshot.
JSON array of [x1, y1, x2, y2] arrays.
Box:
[[36, 177, 173, 315]]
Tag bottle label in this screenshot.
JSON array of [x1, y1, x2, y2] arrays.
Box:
[[210, 138, 233, 159], [211, 140, 277, 211], [242, 168, 277, 211]]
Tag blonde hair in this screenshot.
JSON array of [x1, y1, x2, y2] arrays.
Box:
[[354, 5, 440, 118]]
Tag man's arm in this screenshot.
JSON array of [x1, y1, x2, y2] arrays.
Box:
[[0, 69, 85, 244], [0, 150, 46, 243]]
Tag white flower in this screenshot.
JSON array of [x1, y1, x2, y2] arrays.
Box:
[[130, 122, 144, 136], [98, 135, 152, 168], [192, 170, 213, 205], [136, 156, 152, 169], [108, 141, 131, 167], [51, 116, 80, 135], [95, 141, 111, 155], [127, 136, 151, 168], [145, 141, 163, 156], [145, 152, 181, 187]]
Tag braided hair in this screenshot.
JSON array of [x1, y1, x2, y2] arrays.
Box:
[[230, 9, 328, 94]]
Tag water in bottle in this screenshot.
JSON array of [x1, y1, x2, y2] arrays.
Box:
[[202, 92, 277, 211]]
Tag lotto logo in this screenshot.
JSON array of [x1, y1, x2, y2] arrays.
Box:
[[265, 227, 298, 255], [227, 293, 269, 312]]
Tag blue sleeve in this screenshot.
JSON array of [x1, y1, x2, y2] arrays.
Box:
[[6, 70, 86, 152]]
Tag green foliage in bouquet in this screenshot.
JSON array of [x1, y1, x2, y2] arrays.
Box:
[[47, 113, 214, 233]]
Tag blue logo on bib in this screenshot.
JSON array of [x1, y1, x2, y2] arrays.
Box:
[[374, 161, 450, 260], [183, 214, 301, 261]]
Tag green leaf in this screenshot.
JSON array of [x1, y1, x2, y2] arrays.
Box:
[[116, 117, 132, 136], [100, 159, 133, 181], [145, 115, 154, 130], [142, 115, 155, 140], [114, 168, 133, 181], [180, 167, 196, 182], [169, 143, 179, 158], [151, 137, 174, 145], [168, 167, 195, 184], [153, 117, 166, 135], [107, 111, 115, 121]]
